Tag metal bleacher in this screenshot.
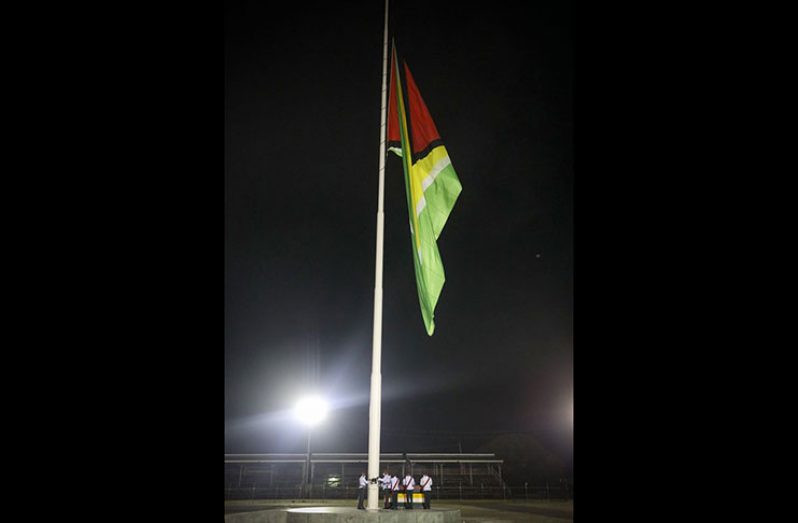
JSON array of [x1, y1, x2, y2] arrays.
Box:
[[224, 453, 506, 500]]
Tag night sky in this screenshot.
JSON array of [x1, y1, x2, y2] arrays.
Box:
[[13, 0, 743, 515], [224, 0, 573, 469]]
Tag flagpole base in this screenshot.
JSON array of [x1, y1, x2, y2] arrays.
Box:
[[225, 507, 461, 523]]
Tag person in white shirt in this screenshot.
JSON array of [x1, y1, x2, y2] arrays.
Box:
[[402, 473, 416, 509], [390, 474, 400, 510], [379, 470, 392, 509], [419, 472, 433, 509], [357, 471, 368, 509]]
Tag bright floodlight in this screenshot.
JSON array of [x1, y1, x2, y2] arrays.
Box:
[[294, 395, 328, 426]]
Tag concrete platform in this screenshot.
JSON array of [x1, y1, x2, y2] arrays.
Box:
[[225, 507, 461, 523]]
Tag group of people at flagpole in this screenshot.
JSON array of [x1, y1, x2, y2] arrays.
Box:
[[357, 469, 433, 510]]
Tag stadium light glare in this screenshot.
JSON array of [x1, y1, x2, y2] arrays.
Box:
[[294, 395, 329, 427]]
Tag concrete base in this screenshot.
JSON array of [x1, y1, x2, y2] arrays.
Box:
[[225, 507, 461, 523]]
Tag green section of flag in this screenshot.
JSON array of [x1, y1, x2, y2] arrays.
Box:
[[410, 156, 461, 335]]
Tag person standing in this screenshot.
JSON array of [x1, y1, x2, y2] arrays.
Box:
[[419, 472, 433, 509], [402, 472, 415, 509], [390, 473, 400, 509], [380, 470, 392, 509], [356, 471, 367, 509]]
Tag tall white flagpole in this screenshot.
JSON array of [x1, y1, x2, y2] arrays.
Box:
[[367, 0, 390, 511]]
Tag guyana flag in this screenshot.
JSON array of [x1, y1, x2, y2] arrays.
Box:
[[387, 43, 462, 336]]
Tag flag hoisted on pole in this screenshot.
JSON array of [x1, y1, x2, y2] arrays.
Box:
[[368, 0, 461, 510], [387, 43, 463, 336]]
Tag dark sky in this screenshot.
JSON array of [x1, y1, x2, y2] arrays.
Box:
[[224, 0, 572, 465]]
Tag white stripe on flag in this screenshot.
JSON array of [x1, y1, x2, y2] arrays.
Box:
[[421, 155, 451, 192], [415, 155, 452, 217]]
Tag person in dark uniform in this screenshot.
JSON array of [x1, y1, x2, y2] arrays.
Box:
[[356, 471, 367, 509], [419, 471, 433, 509], [379, 469, 392, 509], [390, 473, 400, 509], [402, 473, 415, 509]]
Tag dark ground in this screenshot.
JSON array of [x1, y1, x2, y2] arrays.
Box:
[[225, 500, 573, 521]]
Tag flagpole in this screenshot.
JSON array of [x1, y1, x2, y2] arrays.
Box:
[[367, 0, 390, 511]]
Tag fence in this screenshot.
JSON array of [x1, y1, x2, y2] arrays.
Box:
[[224, 453, 571, 502]]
